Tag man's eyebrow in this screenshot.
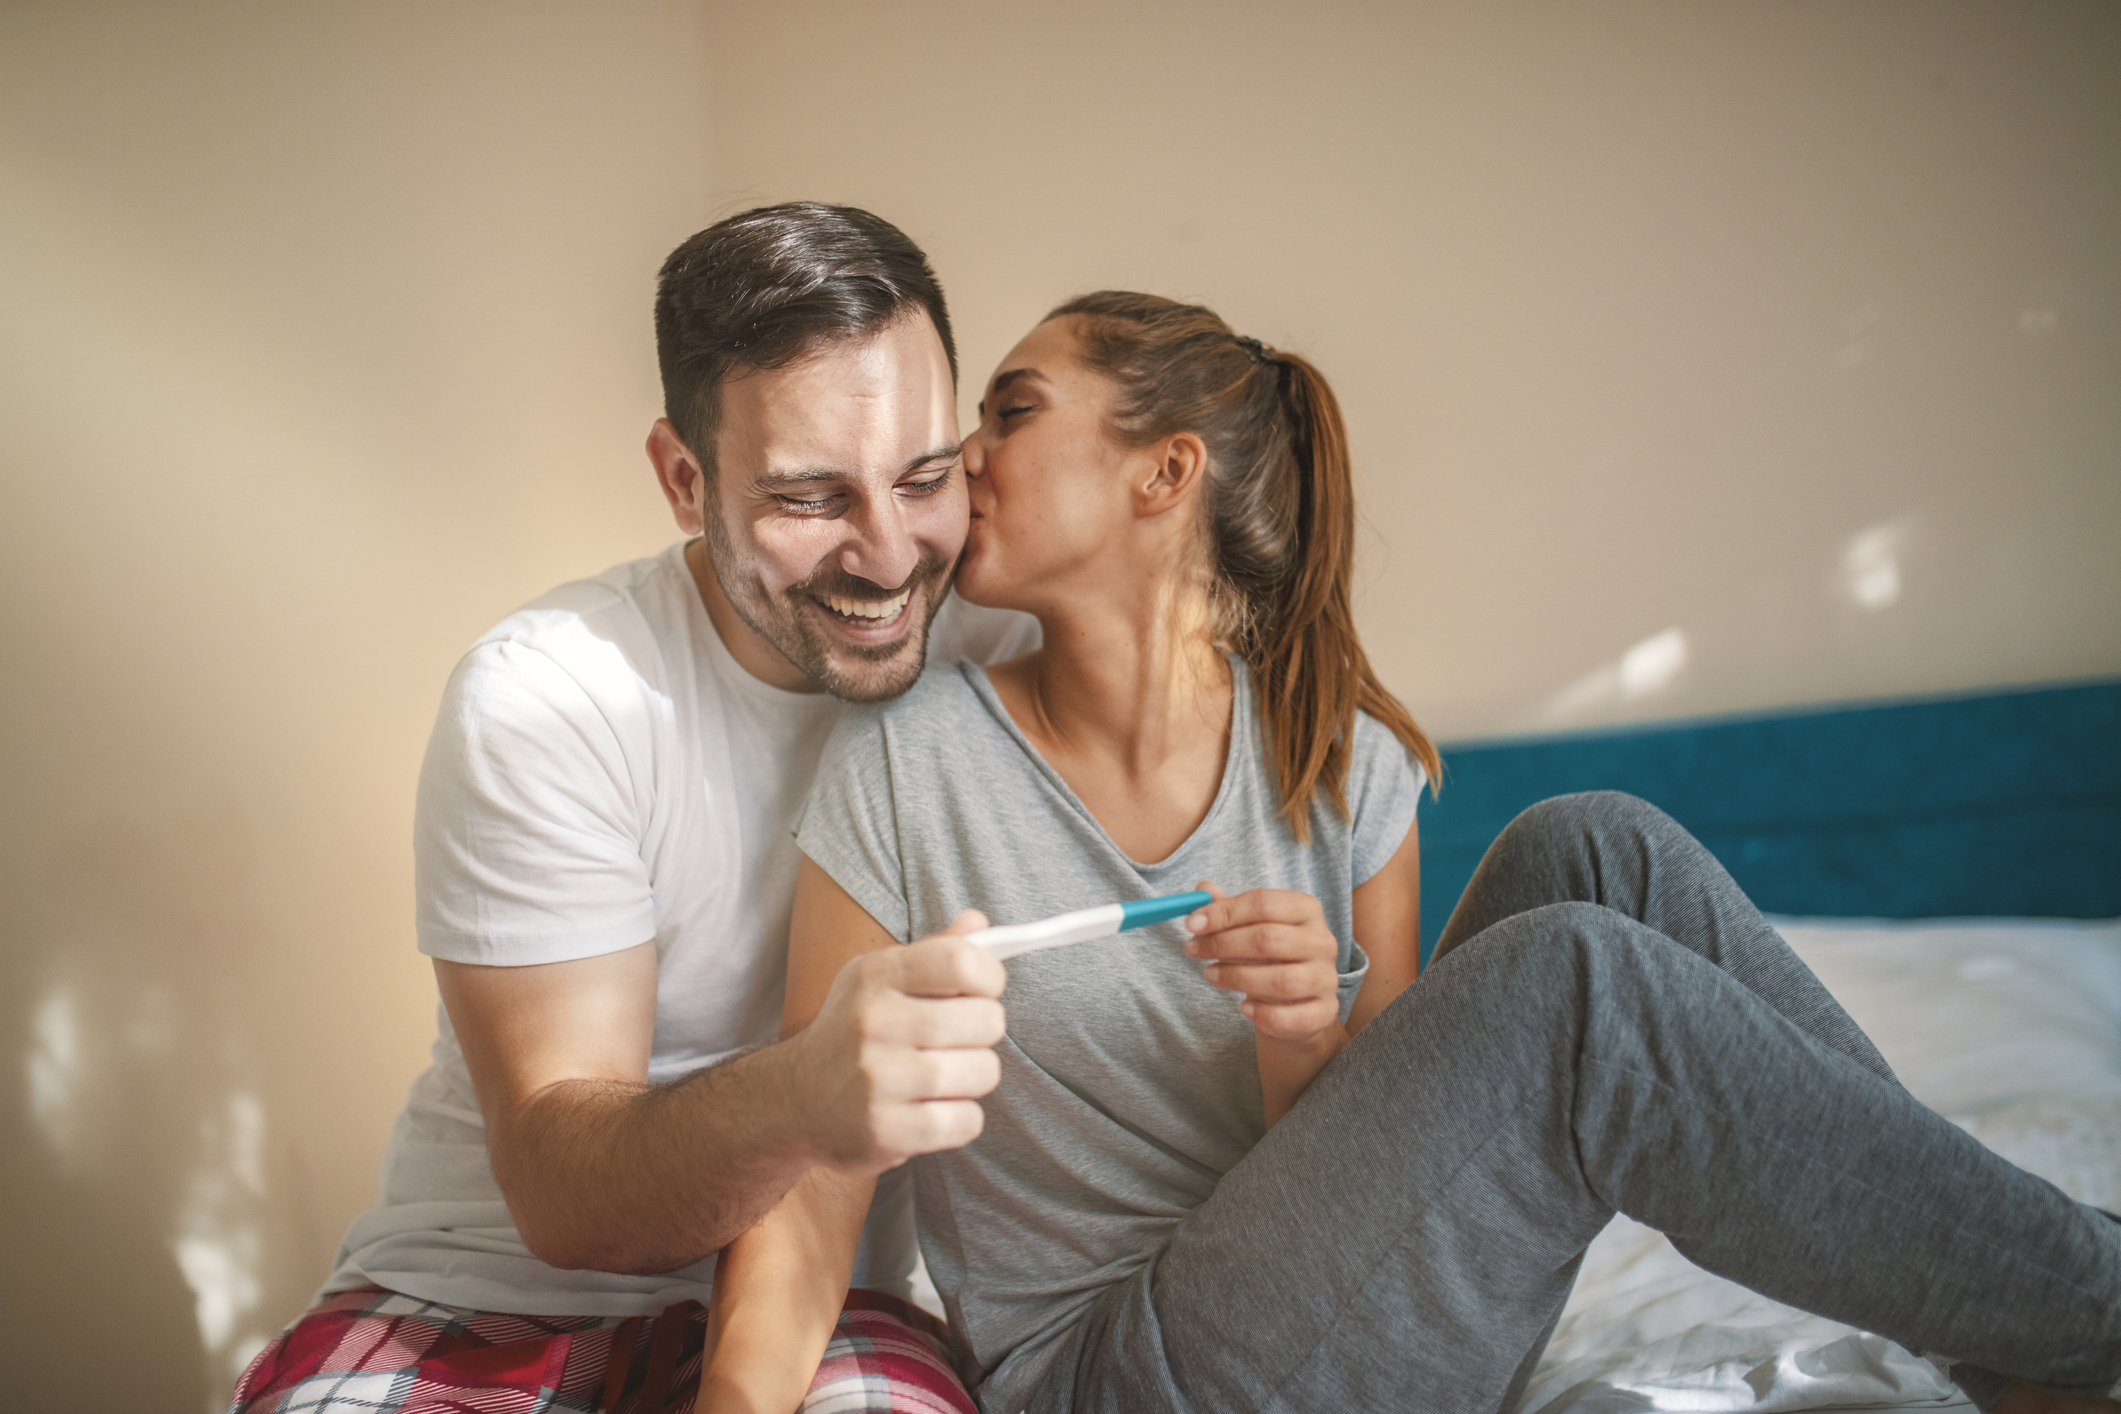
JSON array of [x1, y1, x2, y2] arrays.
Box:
[[750, 467, 843, 491], [749, 443, 962, 491], [977, 367, 1044, 415], [900, 442, 963, 474]]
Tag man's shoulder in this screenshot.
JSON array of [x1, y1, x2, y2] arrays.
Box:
[[449, 547, 692, 704], [472, 547, 683, 655]]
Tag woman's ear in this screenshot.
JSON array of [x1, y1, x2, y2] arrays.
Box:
[[1135, 431, 1207, 519]]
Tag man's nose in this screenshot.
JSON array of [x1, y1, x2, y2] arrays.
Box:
[[834, 498, 923, 589]]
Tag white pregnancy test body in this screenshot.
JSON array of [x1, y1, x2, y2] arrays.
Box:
[[967, 903, 1126, 961]]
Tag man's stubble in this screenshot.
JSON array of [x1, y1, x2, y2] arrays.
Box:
[[699, 499, 954, 705]]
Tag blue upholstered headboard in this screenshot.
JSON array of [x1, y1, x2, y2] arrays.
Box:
[[1417, 679, 2121, 963]]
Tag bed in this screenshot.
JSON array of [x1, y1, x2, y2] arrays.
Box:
[[1419, 679, 2121, 1411], [1523, 914, 2121, 1411]]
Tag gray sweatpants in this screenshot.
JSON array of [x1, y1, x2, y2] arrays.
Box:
[[1056, 792, 2120, 1413]]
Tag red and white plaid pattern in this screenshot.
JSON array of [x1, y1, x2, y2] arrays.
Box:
[[230, 1285, 975, 1414]]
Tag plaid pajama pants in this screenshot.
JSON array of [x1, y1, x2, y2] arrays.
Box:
[[229, 1284, 977, 1414]]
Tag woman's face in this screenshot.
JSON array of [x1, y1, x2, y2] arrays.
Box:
[[958, 316, 1148, 611]]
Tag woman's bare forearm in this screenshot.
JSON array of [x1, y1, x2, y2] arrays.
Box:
[[698, 1167, 875, 1414], [1255, 1024, 1348, 1127], [1249, 822, 1426, 1127]]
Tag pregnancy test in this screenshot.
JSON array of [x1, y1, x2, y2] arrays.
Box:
[[968, 890, 1214, 962]]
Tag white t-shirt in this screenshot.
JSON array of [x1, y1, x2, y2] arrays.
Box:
[[321, 541, 1039, 1316]]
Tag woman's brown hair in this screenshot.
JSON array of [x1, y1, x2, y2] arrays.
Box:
[[1050, 291, 1441, 840]]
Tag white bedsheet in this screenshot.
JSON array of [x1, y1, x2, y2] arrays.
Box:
[[1517, 916, 2121, 1414]]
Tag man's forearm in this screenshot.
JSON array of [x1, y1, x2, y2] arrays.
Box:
[[491, 1035, 821, 1275]]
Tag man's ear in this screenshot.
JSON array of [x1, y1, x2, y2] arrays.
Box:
[[647, 418, 710, 536], [1136, 431, 1208, 520]]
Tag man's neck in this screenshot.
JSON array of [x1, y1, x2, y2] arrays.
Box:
[[682, 537, 823, 694]]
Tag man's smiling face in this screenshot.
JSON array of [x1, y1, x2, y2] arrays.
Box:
[[654, 311, 968, 703]]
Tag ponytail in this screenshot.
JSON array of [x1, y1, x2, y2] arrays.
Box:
[[1257, 354, 1440, 840], [1051, 291, 1441, 841]]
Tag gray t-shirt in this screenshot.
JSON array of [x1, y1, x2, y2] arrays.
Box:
[[796, 657, 1423, 1411]]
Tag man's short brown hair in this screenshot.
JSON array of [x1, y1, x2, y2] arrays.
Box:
[[653, 203, 957, 477]]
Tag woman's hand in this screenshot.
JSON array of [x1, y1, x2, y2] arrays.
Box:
[[1183, 883, 1343, 1044], [1185, 883, 1349, 1125]]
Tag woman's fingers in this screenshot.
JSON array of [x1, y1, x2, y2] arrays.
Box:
[[1183, 890, 1330, 965], [1240, 997, 1339, 1041], [1185, 887, 1323, 938], [1187, 885, 1340, 1041], [1187, 922, 1333, 962], [1202, 960, 1336, 1002]]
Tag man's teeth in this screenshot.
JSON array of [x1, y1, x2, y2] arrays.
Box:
[[820, 589, 910, 622]]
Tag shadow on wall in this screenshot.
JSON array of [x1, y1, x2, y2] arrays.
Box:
[[1, 814, 324, 1414]]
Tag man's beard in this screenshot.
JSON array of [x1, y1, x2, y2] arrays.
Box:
[[702, 506, 952, 704]]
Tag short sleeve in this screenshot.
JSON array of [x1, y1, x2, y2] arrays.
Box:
[[794, 706, 912, 942], [1346, 713, 1426, 886], [414, 641, 659, 965], [924, 592, 1041, 668]]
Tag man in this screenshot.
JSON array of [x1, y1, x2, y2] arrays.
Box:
[[232, 204, 1026, 1414]]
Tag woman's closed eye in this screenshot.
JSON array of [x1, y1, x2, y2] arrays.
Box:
[[998, 403, 1036, 423]]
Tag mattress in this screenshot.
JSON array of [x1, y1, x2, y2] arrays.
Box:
[[1518, 916, 2121, 1413]]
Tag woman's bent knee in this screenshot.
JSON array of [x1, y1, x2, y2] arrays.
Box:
[[1491, 790, 1675, 859], [1445, 901, 1678, 997], [1443, 901, 1620, 982]]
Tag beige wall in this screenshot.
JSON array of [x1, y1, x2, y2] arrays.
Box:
[[1, 4, 712, 1409], [705, 0, 2121, 738], [1, 3, 2114, 1409]]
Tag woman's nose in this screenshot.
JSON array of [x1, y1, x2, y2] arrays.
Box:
[[962, 432, 988, 477]]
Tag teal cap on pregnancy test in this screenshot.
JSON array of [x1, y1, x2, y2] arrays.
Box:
[[967, 889, 1216, 961], [1120, 891, 1213, 929]]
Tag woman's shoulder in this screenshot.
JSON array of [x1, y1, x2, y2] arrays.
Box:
[[1349, 706, 1430, 797], [803, 661, 1021, 861], [1333, 708, 1426, 881], [827, 661, 995, 750]]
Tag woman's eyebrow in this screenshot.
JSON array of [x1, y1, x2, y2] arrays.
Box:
[[978, 367, 1045, 416]]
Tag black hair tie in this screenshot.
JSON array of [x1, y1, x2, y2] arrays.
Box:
[[1234, 335, 1275, 365]]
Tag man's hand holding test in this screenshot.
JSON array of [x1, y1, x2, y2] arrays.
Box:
[[794, 912, 1008, 1172]]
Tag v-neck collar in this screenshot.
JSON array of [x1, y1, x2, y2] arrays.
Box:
[[959, 654, 1249, 874]]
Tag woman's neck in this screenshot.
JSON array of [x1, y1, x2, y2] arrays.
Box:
[[992, 579, 1234, 863]]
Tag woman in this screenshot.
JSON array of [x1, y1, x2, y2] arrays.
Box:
[[705, 293, 2120, 1414]]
